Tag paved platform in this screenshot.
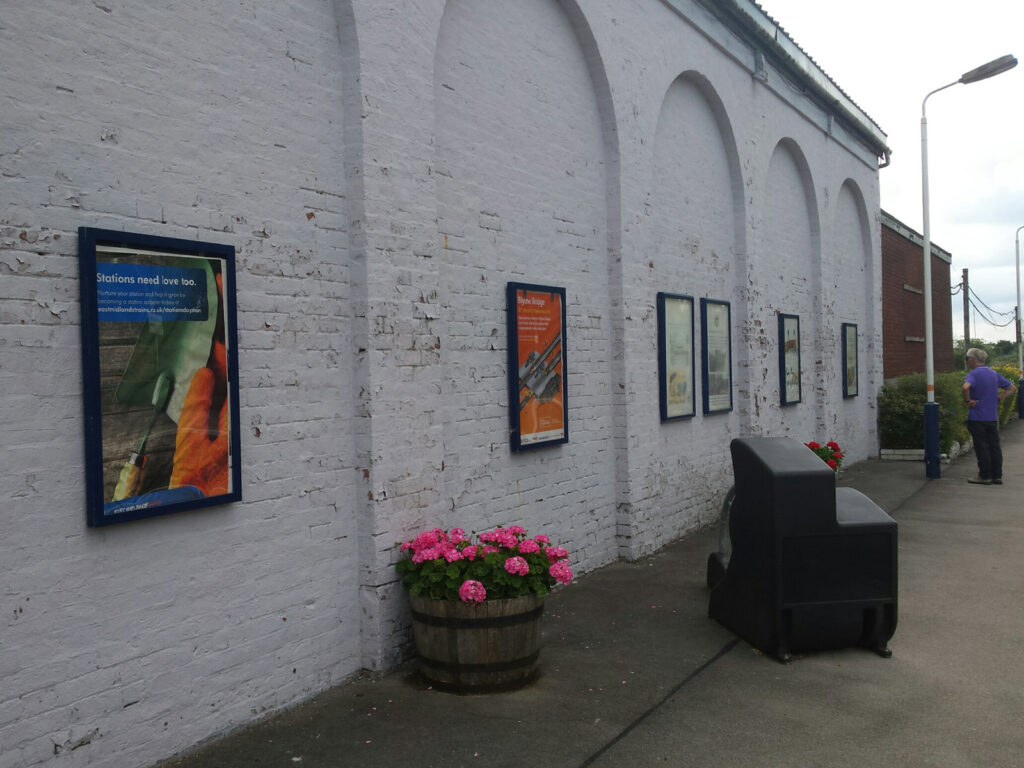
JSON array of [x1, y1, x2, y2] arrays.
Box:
[[156, 423, 1024, 768]]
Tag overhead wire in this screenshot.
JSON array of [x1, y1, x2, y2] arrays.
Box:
[[969, 289, 1014, 318], [955, 281, 1017, 332], [968, 297, 1016, 328]]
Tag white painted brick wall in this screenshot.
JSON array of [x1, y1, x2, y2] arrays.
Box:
[[432, 0, 618, 574], [1, 0, 885, 765], [752, 141, 823, 443], [595, 0, 882, 557], [1, 2, 361, 766], [830, 180, 883, 461]]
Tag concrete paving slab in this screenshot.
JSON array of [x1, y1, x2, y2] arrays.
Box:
[[154, 422, 1024, 768]]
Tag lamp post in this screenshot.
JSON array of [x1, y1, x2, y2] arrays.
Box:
[[921, 54, 1017, 479], [1016, 225, 1024, 417]]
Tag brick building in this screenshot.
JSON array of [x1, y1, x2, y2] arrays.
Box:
[[1, 2, 890, 765], [881, 210, 955, 379]]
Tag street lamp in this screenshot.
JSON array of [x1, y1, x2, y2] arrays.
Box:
[[1016, 225, 1024, 417], [921, 54, 1017, 479]]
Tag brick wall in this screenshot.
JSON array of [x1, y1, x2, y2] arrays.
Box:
[[0, 1, 886, 765], [432, 0, 619, 567], [881, 216, 955, 378], [1, 3, 361, 766]]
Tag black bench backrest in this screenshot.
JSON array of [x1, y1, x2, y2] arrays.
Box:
[[730, 436, 838, 541], [709, 436, 897, 661]]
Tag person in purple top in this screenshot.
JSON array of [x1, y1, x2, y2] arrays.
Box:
[[962, 348, 1017, 485]]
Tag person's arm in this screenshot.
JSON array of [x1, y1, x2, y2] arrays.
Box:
[[998, 381, 1017, 401], [963, 380, 977, 407]]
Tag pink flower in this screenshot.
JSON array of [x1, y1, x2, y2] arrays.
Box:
[[449, 528, 467, 544], [398, 525, 575, 601], [504, 556, 530, 576], [480, 529, 516, 547], [411, 529, 444, 552], [545, 546, 569, 563], [549, 561, 573, 584], [412, 546, 441, 564], [517, 539, 540, 554], [458, 580, 487, 603], [492, 529, 518, 548], [441, 543, 462, 562]]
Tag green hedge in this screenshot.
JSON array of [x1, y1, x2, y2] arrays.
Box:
[[992, 365, 1021, 425], [879, 369, 1019, 454]]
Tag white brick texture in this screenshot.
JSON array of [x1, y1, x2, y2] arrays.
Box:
[[1, 1, 884, 765]]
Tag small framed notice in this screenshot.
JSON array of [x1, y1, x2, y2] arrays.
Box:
[[700, 298, 732, 414], [842, 322, 858, 398], [657, 292, 695, 421], [506, 282, 568, 451], [778, 313, 802, 406], [78, 227, 242, 526]]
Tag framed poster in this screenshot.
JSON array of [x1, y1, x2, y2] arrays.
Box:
[[778, 313, 802, 406], [506, 282, 568, 451], [700, 298, 732, 414], [842, 322, 858, 398], [657, 292, 695, 421], [78, 227, 242, 526]]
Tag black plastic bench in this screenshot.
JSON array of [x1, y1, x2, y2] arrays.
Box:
[[707, 437, 897, 662]]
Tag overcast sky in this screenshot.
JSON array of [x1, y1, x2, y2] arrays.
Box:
[[756, 0, 1024, 343]]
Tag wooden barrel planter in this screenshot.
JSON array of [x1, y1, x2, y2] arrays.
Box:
[[408, 594, 545, 693]]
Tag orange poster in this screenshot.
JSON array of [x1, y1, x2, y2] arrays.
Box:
[[508, 284, 567, 450]]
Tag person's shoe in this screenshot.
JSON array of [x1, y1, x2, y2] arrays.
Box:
[[967, 475, 993, 485], [992, 478, 1003, 485]]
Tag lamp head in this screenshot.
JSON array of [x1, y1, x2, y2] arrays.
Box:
[[960, 54, 1017, 84]]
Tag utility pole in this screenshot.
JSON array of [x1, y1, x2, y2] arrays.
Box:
[[962, 268, 970, 352], [1017, 306, 1021, 361]]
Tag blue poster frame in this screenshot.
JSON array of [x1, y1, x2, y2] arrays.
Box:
[[78, 227, 242, 526], [657, 292, 696, 422], [842, 322, 859, 398], [506, 282, 569, 452], [700, 298, 733, 415], [778, 313, 802, 406]]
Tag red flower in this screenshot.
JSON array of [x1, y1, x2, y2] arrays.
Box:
[[827, 459, 838, 469], [806, 441, 821, 450]]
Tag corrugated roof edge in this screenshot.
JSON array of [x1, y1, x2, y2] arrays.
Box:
[[697, 0, 892, 162]]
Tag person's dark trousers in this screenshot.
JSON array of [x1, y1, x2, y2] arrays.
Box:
[[967, 419, 1002, 480]]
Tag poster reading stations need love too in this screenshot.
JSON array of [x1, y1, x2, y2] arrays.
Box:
[[78, 227, 242, 526]]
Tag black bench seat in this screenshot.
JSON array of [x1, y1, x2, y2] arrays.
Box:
[[707, 437, 897, 662]]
